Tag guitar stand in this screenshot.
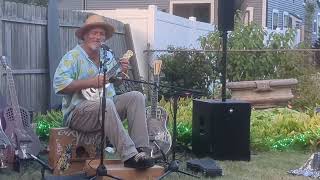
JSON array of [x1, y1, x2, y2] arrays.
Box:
[[152, 141, 167, 163], [158, 160, 198, 180], [26, 153, 53, 180], [89, 165, 122, 180], [158, 96, 199, 180]]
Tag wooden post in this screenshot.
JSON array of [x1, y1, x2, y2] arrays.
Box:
[[47, 0, 62, 109], [124, 23, 140, 81], [0, 0, 3, 56]]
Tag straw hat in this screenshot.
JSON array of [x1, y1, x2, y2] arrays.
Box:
[[75, 14, 115, 40]]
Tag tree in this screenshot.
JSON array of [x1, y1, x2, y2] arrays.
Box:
[[304, 0, 316, 46]]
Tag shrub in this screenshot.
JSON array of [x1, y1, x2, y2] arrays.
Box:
[[159, 48, 215, 98], [34, 110, 63, 139], [199, 21, 310, 81], [159, 97, 320, 152]]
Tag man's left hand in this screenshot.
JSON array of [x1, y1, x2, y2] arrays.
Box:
[[120, 58, 129, 73]]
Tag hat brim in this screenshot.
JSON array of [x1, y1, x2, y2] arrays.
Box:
[[75, 22, 115, 40]]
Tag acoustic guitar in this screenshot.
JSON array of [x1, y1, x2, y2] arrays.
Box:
[[0, 56, 41, 159], [146, 60, 172, 159]]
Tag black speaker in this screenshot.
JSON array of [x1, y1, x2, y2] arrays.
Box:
[[218, 0, 235, 31], [192, 99, 251, 161]]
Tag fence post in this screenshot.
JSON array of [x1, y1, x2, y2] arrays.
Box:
[[48, 0, 62, 109], [0, 0, 4, 56]]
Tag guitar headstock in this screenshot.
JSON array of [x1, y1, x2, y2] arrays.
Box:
[[0, 56, 10, 70], [154, 60, 162, 76], [122, 50, 134, 60]]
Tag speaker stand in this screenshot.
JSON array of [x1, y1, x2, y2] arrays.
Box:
[[221, 30, 228, 102], [158, 96, 199, 180]]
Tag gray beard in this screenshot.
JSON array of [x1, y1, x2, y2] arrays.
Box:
[[89, 44, 99, 51]]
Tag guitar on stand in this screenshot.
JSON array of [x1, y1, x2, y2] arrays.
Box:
[[0, 56, 41, 165], [146, 60, 172, 160], [0, 117, 11, 168]]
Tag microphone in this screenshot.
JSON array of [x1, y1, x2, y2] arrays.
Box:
[[100, 43, 114, 70], [101, 43, 110, 51], [26, 152, 53, 172]]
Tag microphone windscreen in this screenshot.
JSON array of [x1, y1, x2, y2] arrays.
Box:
[[101, 43, 110, 51]]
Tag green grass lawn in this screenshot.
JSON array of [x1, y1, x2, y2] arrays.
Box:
[[0, 150, 314, 180], [161, 150, 312, 180]]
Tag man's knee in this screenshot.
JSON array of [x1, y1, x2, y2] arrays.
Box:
[[105, 98, 116, 109], [131, 91, 145, 102]]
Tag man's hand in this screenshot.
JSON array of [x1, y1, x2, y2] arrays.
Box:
[[120, 58, 129, 74], [90, 74, 108, 88]]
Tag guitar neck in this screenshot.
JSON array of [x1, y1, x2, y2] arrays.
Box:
[[6, 70, 22, 121], [105, 62, 121, 78], [104, 50, 133, 79], [150, 75, 159, 119]]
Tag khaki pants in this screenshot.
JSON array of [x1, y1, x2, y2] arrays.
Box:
[[69, 91, 149, 161]]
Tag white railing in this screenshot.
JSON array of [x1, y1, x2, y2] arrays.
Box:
[[154, 9, 214, 50], [264, 28, 301, 47]]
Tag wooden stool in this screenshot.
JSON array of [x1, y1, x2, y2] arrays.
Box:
[[48, 127, 101, 175], [84, 159, 164, 180]]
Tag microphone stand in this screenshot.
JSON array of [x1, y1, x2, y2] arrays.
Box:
[[120, 78, 201, 179], [90, 50, 121, 180]]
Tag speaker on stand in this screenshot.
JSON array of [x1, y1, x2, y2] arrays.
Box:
[[191, 0, 251, 162]]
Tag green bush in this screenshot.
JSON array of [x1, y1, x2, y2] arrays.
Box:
[[34, 110, 63, 139], [159, 48, 216, 97], [159, 18, 316, 106], [199, 18, 318, 110], [159, 97, 193, 147], [251, 108, 320, 151], [159, 97, 320, 152], [199, 21, 310, 81], [291, 73, 320, 112]]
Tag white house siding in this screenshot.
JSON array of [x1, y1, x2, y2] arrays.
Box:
[[246, 0, 263, 26], [266, 0, 305, 29]]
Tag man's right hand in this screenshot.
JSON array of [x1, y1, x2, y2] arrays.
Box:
[[89, 74, 109, 88]]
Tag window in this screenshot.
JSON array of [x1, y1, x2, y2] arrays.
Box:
[[313, 20, 317, 34], [170, 1, 215, 24], [283, 11, 289, 29], [172, 3, 211, 23], [244, 11, 250, 25], [295, 21, 301, 29], [272, 9, 279, 30], [244, 7, 254, 25], [288, 16, 293, 28]]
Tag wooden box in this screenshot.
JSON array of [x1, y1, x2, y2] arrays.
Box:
[[84, 159, 164, 180], [48, 127, 101, 175], [227, 79, 298, 109]]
